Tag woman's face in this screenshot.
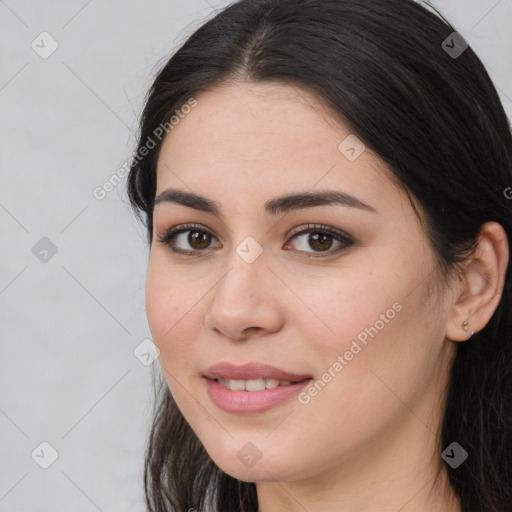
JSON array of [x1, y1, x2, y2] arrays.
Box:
[[146, 82, 457, 485]]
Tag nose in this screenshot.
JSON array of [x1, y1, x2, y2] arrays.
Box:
[[204, 250, 284, 341]]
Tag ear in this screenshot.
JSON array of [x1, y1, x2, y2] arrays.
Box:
[[446, 221, 509, 342]]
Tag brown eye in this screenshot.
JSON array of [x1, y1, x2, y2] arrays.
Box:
[[306, 232, 334, 252], [285, 224, 354, 258], [187, 230, 211, 250], [156, 224, 221, 254], [157, 223, 353, 258]]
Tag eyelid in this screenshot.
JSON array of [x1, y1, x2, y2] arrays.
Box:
[[155, 223, 220, 254], [287, 223, 352, 241], [156, 222, 354, 258], [285, 223, 354, 258]]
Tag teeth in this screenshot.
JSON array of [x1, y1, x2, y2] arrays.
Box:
[[246, 378, 265, 391], [217, 378, 296, 391], [229, 379, 246, 391], [265, 379, 280, 389]]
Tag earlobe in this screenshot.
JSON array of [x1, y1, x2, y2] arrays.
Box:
[[445, 222, 509, 343], [461, 320, 475, 339]]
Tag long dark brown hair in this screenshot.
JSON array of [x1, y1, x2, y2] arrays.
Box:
[[127, 1, 512, 510]]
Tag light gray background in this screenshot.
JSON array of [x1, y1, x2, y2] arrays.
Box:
[[1, 1, 511, 511]]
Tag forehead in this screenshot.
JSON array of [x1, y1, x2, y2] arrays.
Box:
[[155, 81, 407, 219], [160, 81, 346, 160]]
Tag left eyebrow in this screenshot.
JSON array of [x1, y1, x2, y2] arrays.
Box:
[[265, 190, 377, 215], [153, 188, 378, 216]]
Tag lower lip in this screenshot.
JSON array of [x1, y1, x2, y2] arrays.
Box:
[[204, 378, 312, 414]]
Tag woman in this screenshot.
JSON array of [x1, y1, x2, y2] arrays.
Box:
[[127, 0, 512, 510]]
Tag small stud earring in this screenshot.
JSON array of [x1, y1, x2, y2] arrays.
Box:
[[462, 320, 475, 338]]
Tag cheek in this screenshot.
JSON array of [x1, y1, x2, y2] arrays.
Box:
[[291, 265, 401, 355], [291, 256, 428, 407], [294, 266, 432, 416], [145, 257, 198, 360], [145, 265, 201, 412]]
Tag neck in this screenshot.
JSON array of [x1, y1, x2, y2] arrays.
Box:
[[256, 412, 462, 512], [257, 467, 461, 512]]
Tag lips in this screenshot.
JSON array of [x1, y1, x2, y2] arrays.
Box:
[[203, 362, 312, 382], [202, 362, 313, 413]]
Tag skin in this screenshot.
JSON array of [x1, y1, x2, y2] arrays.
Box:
[[145, 81, 509, 511]]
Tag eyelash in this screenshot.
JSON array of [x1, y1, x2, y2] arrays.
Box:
[[156, 223, 354, 259]]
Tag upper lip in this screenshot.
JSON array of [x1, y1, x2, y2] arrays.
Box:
[[204, 362, 312, 382]]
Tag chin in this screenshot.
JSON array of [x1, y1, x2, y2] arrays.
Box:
[[202, 439, 303, 483], [211, 455, 283, 483]]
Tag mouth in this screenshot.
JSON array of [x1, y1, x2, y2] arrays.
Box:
[[202, 362, 313, 413]]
